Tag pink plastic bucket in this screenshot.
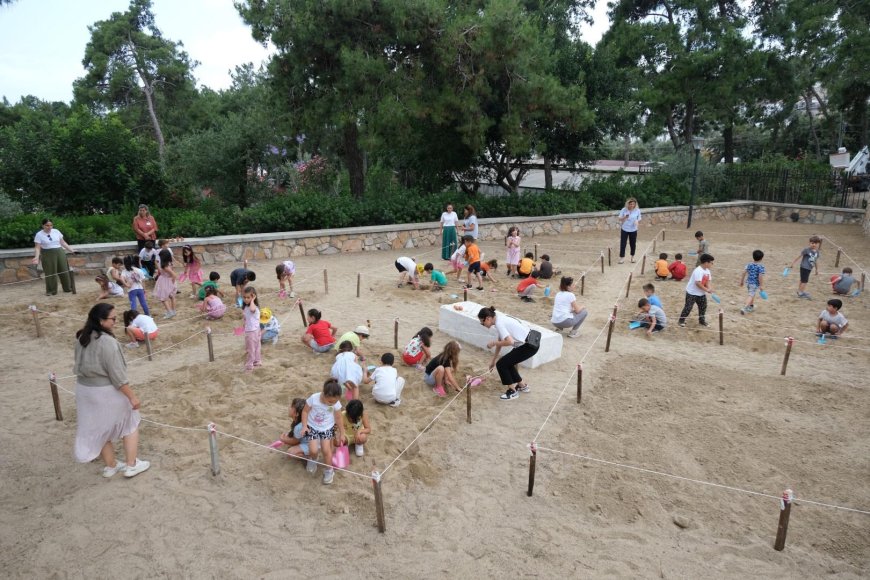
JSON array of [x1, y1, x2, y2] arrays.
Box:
[[332, 445, 350, 469]]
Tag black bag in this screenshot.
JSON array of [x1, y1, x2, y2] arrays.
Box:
[[524, 329, 541, 349]]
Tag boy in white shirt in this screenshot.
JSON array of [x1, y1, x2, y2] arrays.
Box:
[[817, 299, 849, 338], [678, 253, 714, 328], [364, 353, 405, 407]]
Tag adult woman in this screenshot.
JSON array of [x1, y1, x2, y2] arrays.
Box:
[[73, 303, 150, 478], [617, 197, 642, 264], [461, 204, 479, 240], [132, 204, 159, 252], [478, 306, 540, 400], [439, 203, 460, 260], [550, 276, 588, 338], [32, 218, 75, 296]]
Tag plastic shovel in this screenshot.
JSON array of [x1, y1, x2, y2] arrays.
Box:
[[233, 326, 244, 336], [628, 321, 643, 330], [782, 267, 790, 277], [711, 293, 722, 304], [760, 290, 769, 300]]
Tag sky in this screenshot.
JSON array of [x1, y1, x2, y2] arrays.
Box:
[[0, 0, 611, 104]]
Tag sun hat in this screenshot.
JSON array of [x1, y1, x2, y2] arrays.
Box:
[[354, 325, 370, 336], [260, 307, 272, 323]]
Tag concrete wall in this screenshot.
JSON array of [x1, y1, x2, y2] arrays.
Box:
[[1, 201, 864, 284]]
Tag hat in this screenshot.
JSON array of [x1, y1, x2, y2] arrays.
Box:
[[354, 325, 370, 337], [260, 307, 272, 323]]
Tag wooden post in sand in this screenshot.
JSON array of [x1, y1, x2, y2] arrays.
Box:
[[625, 273, 633, 298], [780, 337, 794, 375], [356, 273, 361, 298], [607, 247, 611, 267], [600, 253, 605, 274], [144, 334, 154, 361], [372, 471, 386, 533], [534, 243, 538, 261], [580, 274, 585, 296], [49, 372, 63, 421], [393, 319, 399, 350], [323, 269, 329, 294], [466, 382, 472, 424], [773, 489, 794, 551], [652, 239, 657, 254], [576, 364, 583, 404], [298, 301, 308, 327], [661, 230, 666, 242], [640, 254, 646, 275], [834, 249, 841, 268], [30, 305, 42, 338], [862, 272, 866, 291], [69, 267, 77, 295], [206, 327, 215, 362], [527, 443, 537, 497], [208, 422, 221, 476], [463, 287, 468, 301], [605, 314, 616, 352], [718, 310, 724, 345]]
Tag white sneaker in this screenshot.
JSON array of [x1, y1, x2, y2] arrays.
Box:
[[567, 330, 580, 338], [271, 336, 279, 345], [389, 399, 401, 407], [355, 444, 365, 457], [102, 461, 127, 478], [125, 342, 140, 349], [306, 459, 317, 474], [123, 458, 150, 478], [323, 468, 334, 485]]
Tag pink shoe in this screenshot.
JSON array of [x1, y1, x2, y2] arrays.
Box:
[[432, 385, 447, 397], [269, 440, 284, 449]]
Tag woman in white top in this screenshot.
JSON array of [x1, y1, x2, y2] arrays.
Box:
[[478, 306, 540, 400], [439, 203, 460, 260], [461, 204, 479, 240], [617, 197, 642, 264], [32, 218, 75, 295], [550, 276, 588, 338]]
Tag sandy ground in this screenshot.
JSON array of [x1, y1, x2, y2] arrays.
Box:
[[0, 218, 868, 578]]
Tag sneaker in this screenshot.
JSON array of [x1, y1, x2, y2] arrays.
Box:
[[801, 293, 812, 300], [567, 329, 580, 338], [163, 312, 173, 319], [125, 342, 140, 349], [630, 257, 636, 263], [414, 363, 425, 371], [553, 327, 564, 333], [289, 291, 296, 298], [189, 294, 196, 299], [323, 468, 334, 485], [388, 399, 401, 407], [123, 458, 150, 478], [271, 336, 279, 345], [432, 385, 447, 397], [746, 305, 755, 312], [166, 311, 176, 319], [521, 296, 534, 303], [699, 321, 711, 327], [306, 459, 317, 474], [500, 388, 519, 400], [355, 444, 365, 457], [678, 322, 687, 328], [476, 286, 484, 291], [739, 307, 747, 315], [516, 383, 530, 393], [102, 461, 127, 478]]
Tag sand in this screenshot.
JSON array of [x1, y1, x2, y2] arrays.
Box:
[[1, 219, 868, 578]]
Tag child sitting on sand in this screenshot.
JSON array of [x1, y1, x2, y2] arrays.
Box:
[[198, 285, 226, 320], [273, 398, 310, 460], [423, 262, 448, 291], [635, 298, 667, 335], [654, 253, 669, 281], [817, 298, 849, 338], [341, 400, 372, 457], [96, 256, 126, 301], [831, 267, 858, 296], [424, 341, 462, 397], [402, 327, 433, 368], [365, 352, 406, 407], [331, 340, 366, 401], [301, 308, 338, 353], [669, 253, 686, 281]]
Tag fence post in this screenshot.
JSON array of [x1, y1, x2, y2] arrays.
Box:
[[30, 305, 42, 338], [773, 489, 794, 551], [372, 471, 386, 533], [834, 248, 841, 268], [640, 254, 646, 275], [298, 300, 307, 327], [719, 309, 724, 345], [576, 364, 582, 404], [527, 443, 537, 497], [780, 337, 794, 375], [625, 273, 633, 298], [69, 267, 77, 295], [323, 269, 329, 294], [208, 422, 221, 476], [206, 327, 215, 362], [144, 333, 154, 361], [393, 319, 399, 350], [356, 273, 361, 298], [580, 274, 585, 296], [607, 247, 611, 267], [49, 372, 63, 421]]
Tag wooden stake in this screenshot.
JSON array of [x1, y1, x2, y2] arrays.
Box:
[[612, 304, 618, 319], [580, 273, 585, 296], [607, 247, 611, 267], [367, 319, 372, 332], [69, 267, 77, 295], [780, 337, 794, 375], [30, 305, 41, 338], [773, 489, 794, 551], [356, 273, 361, 298], [576, 364, 582, 404], [323, 269, 329, 294], [527, 443, 537, 497], [393, 319, 399, 350], [466, 382, 472, 424], [298, 301, 307, 327], [208, 422, 221, 476], [625, 272, 633, 298], [718, 310, 724, 345], [640, 254, 646, 275], [144, 333, 154, 361], [652, 239, 656, 254], [605, 314, 616, 352], [661, 230, 666, 242], [463, 287, 468, 301], [862, 272, 866, 291], [600, 253, 605, 274], [49, 372, 62, 421], [534, 243, 538, 261], [834, 248, 841, 268], [206, 327, 215, 362], [372, 471, 386, 533]]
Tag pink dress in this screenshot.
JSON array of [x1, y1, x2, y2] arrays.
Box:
[[178, 259, 204, 284], [203, 296, 226, 319], [154, 267, 177, 301], [506, 236, 521, 266]]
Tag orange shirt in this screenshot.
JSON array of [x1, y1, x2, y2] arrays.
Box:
[[655, 259, 669, 277], [465, 244, 481, 264]]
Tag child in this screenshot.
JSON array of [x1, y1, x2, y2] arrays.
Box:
[[301, 379, 345, 484], [517, 270, 544, 302], [831, 267, 857, 296], [446, 244, 467, 281], [138, 241, 158, 279], [153, 248, 178, 319], [122, 308, 158, 348], [739, 250, 766, 314], [463, 236, 484, 291], [331, 340, 365, 401], [395, 256, 419, 289], [341, 400, 372, 457], [423, 262, 448, 291], [96, 257, 126, 301], [336, 325, 370, 356], [517, 252, 535, 278], [817, 298, 848, 338], [365, 352, 406, 407], [694, 231, 709, 266], [301, 308, 337, 353], [550, 276, 588, 338], [122, 255, 149, 315], [481, 259, 499, 287], [678, 253, 714, 328], [537, 254, 560, 280], [197, 271, 223, 301], [178, 245, 204, 298], [506, 226, 521, 277], [275, 260, 296, 297], [669, 253, 687, 281], [790, 235, 821, 300], [402, 327, 433, 368], [198, 285, 227, 320], [259, 307, 281, 345], [424, 341, 461, 396], [654, 253, 670, 281], [635, 298, 667, 335], [242, 286, 261, 371], [276, 398, 309, 460], [642, 283, 663, 308], [230, 266, 256, 307]]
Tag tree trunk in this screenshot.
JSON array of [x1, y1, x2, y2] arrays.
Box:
[[623, 133, 631, 166], [141, 80, 165, 163], [342, 122, 365, 199], [544, 155, 553, 190], [666, 111, 680, 151], [723, 122, 734, 164]]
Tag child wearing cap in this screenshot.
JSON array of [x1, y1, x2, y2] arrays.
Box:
[[337, 325, 370, 356], [259, 307, 281, 345]]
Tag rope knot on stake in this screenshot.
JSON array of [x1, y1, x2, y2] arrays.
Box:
[[781, 488, 794, 510], [529, 442, 537, 455], [774, 488, 795, 551], [371, 470, 386, 532]]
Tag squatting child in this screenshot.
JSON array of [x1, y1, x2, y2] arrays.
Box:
[[301, 379, 345, 485]]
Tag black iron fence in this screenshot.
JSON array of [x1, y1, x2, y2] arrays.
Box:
[[719, 166, 866, 209]]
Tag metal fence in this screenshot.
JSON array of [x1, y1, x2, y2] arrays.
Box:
[[722, 166, 867, 209]]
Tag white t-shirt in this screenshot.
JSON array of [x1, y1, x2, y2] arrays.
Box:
[[306, 393, 342, 431], [139, 247, 158, 262], [371, 366, 400, 402], [397, 257, 417, 277], [130, 314, 157, 334], [34, 229, 63, 249], [819, 310, 847, 327], [619, 208, 642, 232], [281, 260, 296, 275], [494, 314, 530, 345], [464, 215, 479, 239], [685, 266, 711, 297], [551, 291, 577, 324], [122, 268, 144, 291], [331, 351, 363, 387], [440, 211, 459, 227]]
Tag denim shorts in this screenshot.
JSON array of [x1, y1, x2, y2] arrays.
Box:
[[423, 372, 436, 386]]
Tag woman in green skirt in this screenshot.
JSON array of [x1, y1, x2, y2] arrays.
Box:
[[439, 203, 460, 260], [32, 218, 76, 295]]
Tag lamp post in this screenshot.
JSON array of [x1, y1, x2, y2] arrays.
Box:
[[686, 136, 705, 229]]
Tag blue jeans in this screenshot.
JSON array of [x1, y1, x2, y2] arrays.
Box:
[[128, 288, 150, 316]]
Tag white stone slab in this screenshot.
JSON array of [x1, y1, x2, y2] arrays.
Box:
[[438, 301, 563, 369]]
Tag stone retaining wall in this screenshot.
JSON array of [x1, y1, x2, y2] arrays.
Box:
[[1, 201, 863, 284]]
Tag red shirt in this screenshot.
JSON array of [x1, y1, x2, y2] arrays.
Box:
[[133, 215, 158, 240], [668, 261, 686, 281], [517, 277, 538, 293], [306, 319, 335, 346]]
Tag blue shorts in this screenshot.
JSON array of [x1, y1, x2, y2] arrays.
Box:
[[468, 261, 481, 274], [423, 372, 436, 386]]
